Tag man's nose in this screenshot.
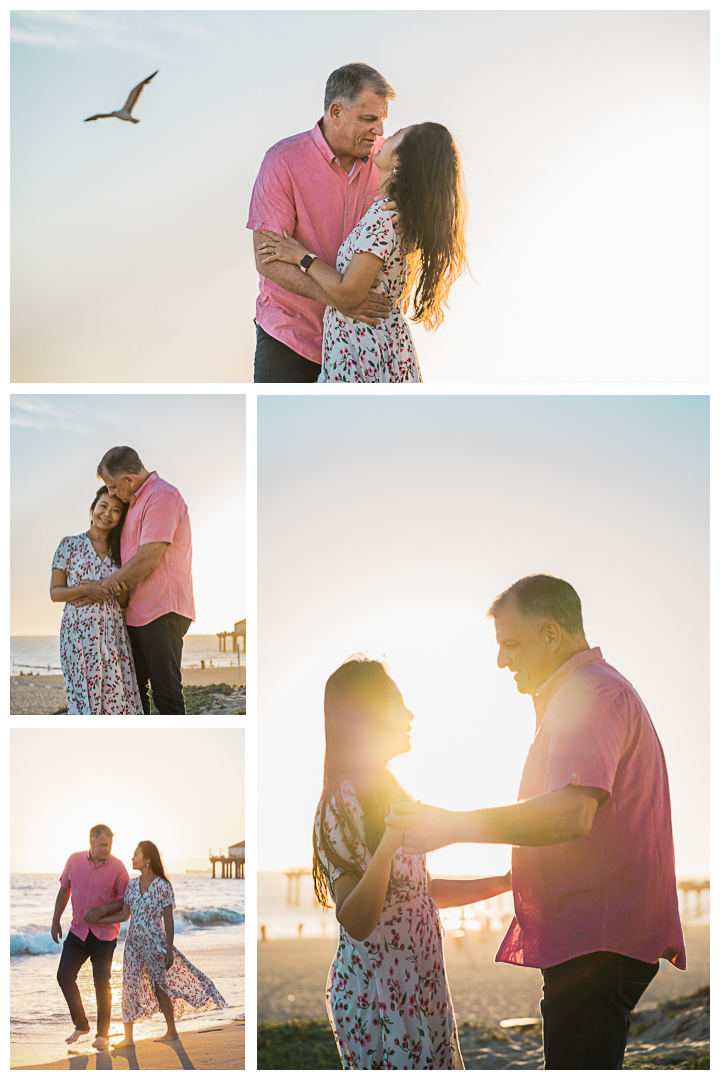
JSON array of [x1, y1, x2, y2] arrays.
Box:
[[497, 648, 509, 669], [371, 119, 384, 137]]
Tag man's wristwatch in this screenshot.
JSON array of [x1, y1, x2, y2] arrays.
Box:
[[300, 253, 317, 273]]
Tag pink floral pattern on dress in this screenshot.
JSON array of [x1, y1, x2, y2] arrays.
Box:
[[314, 780, 463, 1070], [319, 202, 422, 384], [52, 534, 143, 716], [122, 877, 227, 1023]]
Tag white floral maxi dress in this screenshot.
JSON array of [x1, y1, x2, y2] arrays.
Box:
[[52, 534, 143, 716], [314, 781, 463, 1069], [319, 201, 422, 383], [122, 877, 228, 1023]]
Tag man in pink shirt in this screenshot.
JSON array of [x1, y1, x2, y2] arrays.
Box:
[[247, 62, 395, 382], [96, 446, 196, 715], [388, 575, 685, 1070], [51, 825, 129, 1051]]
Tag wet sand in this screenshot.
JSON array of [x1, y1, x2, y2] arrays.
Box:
[[12, 1019, 245, 1071], [258, 924, 710, 1026], [10, 668, 242, 715]]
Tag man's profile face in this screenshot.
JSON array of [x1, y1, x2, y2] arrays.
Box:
[[330, 89, 389, 160], [494, 601, 555, 695], [89, 832, 113, 861], [99, 469, 134, 504]]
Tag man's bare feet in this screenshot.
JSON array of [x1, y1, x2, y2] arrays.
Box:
[[65, 1028, 90, 1045], [112, 1038, 135, 1050], [92, 1036, 109, 1051], [154, 1032, 180, 1043]]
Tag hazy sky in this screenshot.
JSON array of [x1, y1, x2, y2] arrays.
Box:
[[11, 10, 707, 383], [258, 395, 709, 878], [10, 393, 245, 636], [10, 728, 244, 874]]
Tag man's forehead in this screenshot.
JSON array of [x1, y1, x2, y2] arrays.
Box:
[[352, 93, 389, 118]]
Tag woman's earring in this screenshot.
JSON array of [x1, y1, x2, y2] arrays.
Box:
[[392, 165, 398, 174]]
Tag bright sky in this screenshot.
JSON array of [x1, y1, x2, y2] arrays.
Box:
[[258, 395, 709, 879], [10, 393, 245, 635], [10, 728, 245, 874], [11, 10, 707, 383]]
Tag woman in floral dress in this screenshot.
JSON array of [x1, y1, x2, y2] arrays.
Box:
[[50, 486, 143, 715], [313, 657, 512, 1070], [258, 122, 468, 383], [98, 841, 227, 1048]]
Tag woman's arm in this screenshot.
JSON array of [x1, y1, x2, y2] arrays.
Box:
[[333, 825, 404, 941], [258, 229, 383, 309], [50, 568, 108, 605], [428, 871, 512, 909], [95, 901, 131, 923], [162, 905, 174, 968]]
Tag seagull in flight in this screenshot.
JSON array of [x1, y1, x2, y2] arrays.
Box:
[[84, 70, 158, 124]]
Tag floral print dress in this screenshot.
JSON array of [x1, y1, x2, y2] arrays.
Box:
[[122, 877, 228, 1023], [314, 780, 463, 1070], [52, 533, 143, 716], [319, 201, 422, 383]]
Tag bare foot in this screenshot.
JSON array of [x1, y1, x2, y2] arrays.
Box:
[[112, 1039, 135, 1050], [154, 1032, 180, 1043], [92, 1036, 109, 1051], [65, 1028, 90, 1045]]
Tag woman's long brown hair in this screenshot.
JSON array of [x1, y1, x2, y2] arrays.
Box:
[[388, 122, 468, 332], [312, 656, 411, 910]]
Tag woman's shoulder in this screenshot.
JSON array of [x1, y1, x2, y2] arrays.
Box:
[[315, 779, 363, 830], [361, 198, 395, 229], [56, 533, 87, 548]]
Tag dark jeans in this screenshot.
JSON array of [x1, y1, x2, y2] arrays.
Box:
[[541, 951, 659, 1069], [57, 930, 117, 1037], [253, 322, 320, 383], [128, 611, 192, 715]]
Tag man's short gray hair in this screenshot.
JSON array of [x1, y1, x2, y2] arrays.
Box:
[[97, 446, 145, 480], [324, 63, 396, 113], [89, 824, 114, 840], [487, 574, 586, 639]]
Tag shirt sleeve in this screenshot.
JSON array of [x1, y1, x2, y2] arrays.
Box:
[[137, 490, 183, 546], [350, 205, 396, 263], [315, 783, 368, 891], [116, 863, 130, 902], [545, 688, 626, 801], [247, 149, 298, 236], [52, 537, 71, 572], [59, 857, 72, 890], [159, 880, 175, 909], [124, 880, 134, 903]]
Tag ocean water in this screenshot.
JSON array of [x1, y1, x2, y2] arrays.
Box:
[[10, 873, 245, 1067], [10, 636, 244, 676], [257, 871, 514, 941]]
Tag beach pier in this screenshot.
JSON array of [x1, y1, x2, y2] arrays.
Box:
[[217, 619, 246, 652], [285, 868, 312, 905], [677, 878, 709, 921], [210, 841, 245, 879]]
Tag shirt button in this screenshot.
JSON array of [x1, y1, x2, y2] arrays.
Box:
[[346, 210, 350, 215], [572, 772, 578, 778]]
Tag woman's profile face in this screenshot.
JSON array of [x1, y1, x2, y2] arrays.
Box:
[[372, 677, 414, 761], [91, 493, 124, 531], [373, 127, 410, 173]]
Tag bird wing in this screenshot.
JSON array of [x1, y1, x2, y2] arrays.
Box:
[[121, 70, 159, 115], [84, 114, 113, 122]]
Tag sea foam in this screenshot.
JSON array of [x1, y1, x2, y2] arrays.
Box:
[[11, 925, 62, 956]]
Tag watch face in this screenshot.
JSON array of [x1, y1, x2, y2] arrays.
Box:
[[301, 255, 313, 268]]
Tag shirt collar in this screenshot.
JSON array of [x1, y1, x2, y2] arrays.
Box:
[[312, 120, 372, 172], [87, 850, 107, 866], [534, 646, 604, 707], [129, 470, 158, 509]]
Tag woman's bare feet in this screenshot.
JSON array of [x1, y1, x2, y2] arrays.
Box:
[[154, 1031, 180, 1043], [65, 1028, 90, 1045], [112, 1038, 135, 1050]]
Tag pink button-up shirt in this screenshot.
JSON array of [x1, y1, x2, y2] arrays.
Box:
[[496, 648, 686, 971], [121, 472, 196, 627], [247, 122, 383, 363], [60, 851, 129, 942]]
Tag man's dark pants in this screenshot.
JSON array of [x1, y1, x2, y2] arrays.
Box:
[[57, 930, 117, 1038], [541, 951, 659, 1069], [253, 322, 319, 383], [128, 612, 192, 715]]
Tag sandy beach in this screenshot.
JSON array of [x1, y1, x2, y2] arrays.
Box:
[[10, 668, 244, 715], [259, 924, 710, 1026], [12, 1019, 245, 1070]]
